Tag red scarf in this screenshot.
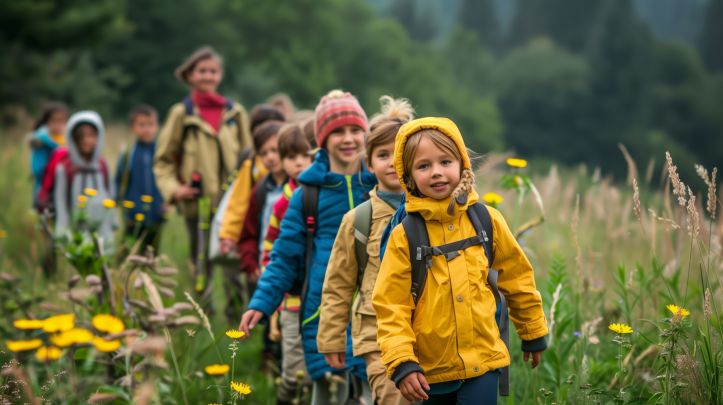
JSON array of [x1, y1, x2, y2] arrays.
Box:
[[191, 90, 227, 132]]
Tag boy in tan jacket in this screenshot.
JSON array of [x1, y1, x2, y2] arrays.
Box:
[[317, 96, 414, 405]]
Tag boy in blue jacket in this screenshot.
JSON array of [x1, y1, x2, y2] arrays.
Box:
[[239, 90, 375, 404], [115, 105, 165, 256]]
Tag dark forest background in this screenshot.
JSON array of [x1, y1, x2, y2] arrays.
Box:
[[1, 0, 722, 179]]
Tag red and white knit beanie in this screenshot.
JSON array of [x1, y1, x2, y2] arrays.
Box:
[[314, 90, 368, 148]]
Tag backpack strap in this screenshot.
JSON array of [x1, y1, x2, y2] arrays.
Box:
[[468, 203, 510, 397], [118, 147, 132, 200], [299, 184, 319, 303], [352, 199, 373, 288], [401, 212, 430, 307]]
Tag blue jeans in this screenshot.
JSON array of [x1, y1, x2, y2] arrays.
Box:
[[423, 371, 499, 405]]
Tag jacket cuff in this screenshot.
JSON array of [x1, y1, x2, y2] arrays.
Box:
[[521, 336, 547, 353], [392, 361, 424, 388]]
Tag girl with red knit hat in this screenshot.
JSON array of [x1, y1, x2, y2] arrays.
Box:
[[153, 46, 252, 305]]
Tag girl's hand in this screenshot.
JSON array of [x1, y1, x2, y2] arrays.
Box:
[[238, 309, 264, 339], [524, 350, 543, 368], [399, 371, 430, 402], [324, 352, 346, 369]]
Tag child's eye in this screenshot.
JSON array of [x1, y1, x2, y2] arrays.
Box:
[[442, 160, 452, 166], [417, 163, 429, 170]]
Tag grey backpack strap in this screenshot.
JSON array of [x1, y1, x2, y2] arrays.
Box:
[[469, 203, 509, 396], [402, 212, 430, 307], [353, 199, 373, 289]]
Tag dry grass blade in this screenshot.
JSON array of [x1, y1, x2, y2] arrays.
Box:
[[184, 291, 214, 340], [618, 144, 638, 186], [87, 393, 120, 404], [665, 152, 686, 207]]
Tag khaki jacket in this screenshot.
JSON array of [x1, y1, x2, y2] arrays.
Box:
[[318, 189, 396, 356], [154, 100, 251, 218], [372, 117, 548, 384]]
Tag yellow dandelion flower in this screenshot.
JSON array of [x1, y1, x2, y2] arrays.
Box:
[[135, 213, 145, 222], [0, 229, 6, 238], [122, 200, 135, 209], [13, 319, 45, 330], [225, 329, 246, 339], [482, 192, 504, 206], [92, 337, 121, 353], [6, 339, 43, 352], [666, 304, 690, 318], [77, 195, 88, 204], [230, 381, 252, 396], [102, 199, 116, 209], [506, 158, 528, 169], [50, 328, 94, 348], [204, 364, 230, 376], [608, 323, 633, 334], [92, 314, 125, 334], [36, 346, 62, 361], [140, 195, 153, 203], [42, 313, 75, 333], [84, 188, 98, 197]]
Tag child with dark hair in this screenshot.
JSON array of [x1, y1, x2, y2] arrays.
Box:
[[30, 102, 68, 204], [115, 104, 165, 256]]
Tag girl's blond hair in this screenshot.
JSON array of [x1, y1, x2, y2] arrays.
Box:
[[402, 129, 475, 212], [366, 96, 414, 164]]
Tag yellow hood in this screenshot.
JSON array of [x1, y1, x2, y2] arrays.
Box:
[[393, 117, 477, 221]]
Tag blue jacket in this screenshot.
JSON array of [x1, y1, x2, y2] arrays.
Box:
[[248, 149, 376, 381], [30, 126, 62, 200], [115, 140, 165, 225]]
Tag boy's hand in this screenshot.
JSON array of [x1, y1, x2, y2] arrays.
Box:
[[399, 372, 430, 402], [324, 352, 346, 369], [173, 185, 199, 201], [524, 350, 543, 368], [238, 310, 264, 339]]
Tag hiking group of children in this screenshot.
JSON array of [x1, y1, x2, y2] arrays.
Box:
[[29, 46, 549, 404]]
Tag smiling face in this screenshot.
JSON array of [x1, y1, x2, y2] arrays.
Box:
[[369, 141, 401, 193], [407, 133, 461, 200], [325, 124, 365, 173], [187, 57, 223, 93]]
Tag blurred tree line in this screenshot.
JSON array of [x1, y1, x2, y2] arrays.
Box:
[[1, 0, 721, 178]]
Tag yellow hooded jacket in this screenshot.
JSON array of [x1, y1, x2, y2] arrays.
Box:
[[371, 117, 548, 384]]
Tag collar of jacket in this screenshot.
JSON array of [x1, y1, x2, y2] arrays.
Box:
[[298, 148, 377, 188], [182, 102, 242, 135], [369, 187, 399, 220]]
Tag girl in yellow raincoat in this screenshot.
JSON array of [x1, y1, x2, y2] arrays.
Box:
[[372, 117, 549, 404]]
